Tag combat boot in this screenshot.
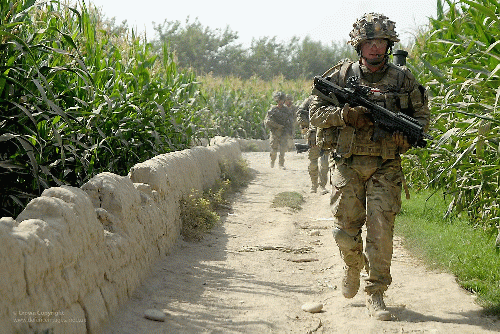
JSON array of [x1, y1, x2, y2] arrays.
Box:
[[366, 291, 392, 321], [341, 265, 361, 298], [310, 186, 317, 193], [270, 160, 275, 168]]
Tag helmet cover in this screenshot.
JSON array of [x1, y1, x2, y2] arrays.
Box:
[[273, 91, 286, 102], [348, 13, 400, 48]]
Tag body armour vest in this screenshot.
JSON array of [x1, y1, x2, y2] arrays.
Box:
[[333, 61, 412, 160]]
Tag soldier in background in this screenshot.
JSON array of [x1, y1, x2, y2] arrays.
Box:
[[309, 13, 430, 320], [285, 94, 299, 150], [296, 96, 329, 194], [285, 94, 298, 115], [264, 91, 294, 169]]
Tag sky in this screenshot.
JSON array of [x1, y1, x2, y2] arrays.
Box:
[[86, 0, 439, 47]]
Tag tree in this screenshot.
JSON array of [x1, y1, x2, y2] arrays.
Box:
[[153, 17, 243, 75], [150, 18, 358, 80]]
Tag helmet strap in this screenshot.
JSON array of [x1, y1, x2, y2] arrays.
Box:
[[358, 44, 393, 65]]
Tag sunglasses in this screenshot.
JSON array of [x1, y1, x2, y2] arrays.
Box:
[[363, 39, 388, 48]]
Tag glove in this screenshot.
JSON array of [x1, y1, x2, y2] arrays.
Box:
[[342, 103, 372, 128], [393, 131, 410, 153]]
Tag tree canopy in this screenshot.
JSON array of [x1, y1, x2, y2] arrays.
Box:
[[152, 17, 358, 79]]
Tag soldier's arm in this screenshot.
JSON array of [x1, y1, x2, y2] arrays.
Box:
[[309, 69, 349, 129], [402, 70, 431, 132], [296, 107, 309, 129], [265, 109, 283, 130], [295, 97, 310, 127], [265, 118, 283, 130], [309, 93, 347, 129]]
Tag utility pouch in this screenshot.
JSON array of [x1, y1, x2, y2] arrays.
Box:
[[335, 126, 355, 158], [380, 137, 397, 160], [398, 93, 409, 109], [316, 127, 338, 151], [384, 92, 410, 113]]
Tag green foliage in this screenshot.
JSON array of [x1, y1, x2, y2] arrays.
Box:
[[405, 0, 500, 230], [180, 158, 253, 241], [152, 17, 357, 80], [196, 75, 310, 140], [153, 17, 241, 76], [271, 191, 304, 211], [180, 188, 221, 242], [397, 190, 500, 315], [0, 1, 201, 217], [219, 158, 254, 190]]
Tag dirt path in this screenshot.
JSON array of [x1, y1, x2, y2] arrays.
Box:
[[100, 152, 500, 333]]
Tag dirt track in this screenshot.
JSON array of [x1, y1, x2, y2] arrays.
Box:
[[100, 151, 500, 333]]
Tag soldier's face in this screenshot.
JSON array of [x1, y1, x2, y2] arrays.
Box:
[[361, 39, 388, 65]]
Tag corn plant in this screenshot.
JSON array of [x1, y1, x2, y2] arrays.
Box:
[[0, 1, 201, 217], [405, 0, 500, 230], [196, 74, 310, 140], [1, 0, 92, 214]]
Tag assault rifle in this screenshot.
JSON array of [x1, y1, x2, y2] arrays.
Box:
[[313, 76, 433, 148]]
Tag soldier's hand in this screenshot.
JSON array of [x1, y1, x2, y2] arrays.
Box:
[[393, 131, 410, 153], [342, 103, 372, 128]]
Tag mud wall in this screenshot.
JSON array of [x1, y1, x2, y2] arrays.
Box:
[[0, 137, 241, 334]]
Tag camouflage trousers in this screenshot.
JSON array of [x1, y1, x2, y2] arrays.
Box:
[[308, 145, 328, 189], [330, 155, 403, 294], [269, 132, 290, 166]]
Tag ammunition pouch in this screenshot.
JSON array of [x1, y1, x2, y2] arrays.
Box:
[[335, 126, 356, 159], [384, 92, 411, 116], [350, 136, 397, 160], [316, 127, 338, 151]]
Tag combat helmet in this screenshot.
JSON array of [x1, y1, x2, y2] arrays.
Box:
[[348, 13, 400, 53], [273, 91, 286, 102]]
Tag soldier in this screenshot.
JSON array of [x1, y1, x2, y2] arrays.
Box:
[[296, 96, 329, 194], [309, 13, 430, 320], [285, 94, 298, 114], [285, 94, 299, 151], [265, 91, 294, 169]]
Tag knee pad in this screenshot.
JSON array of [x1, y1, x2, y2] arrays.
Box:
[[333, 228, 361, 250]]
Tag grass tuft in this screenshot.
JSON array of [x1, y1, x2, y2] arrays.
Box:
[[271, 191, 304, 211], [180, 158, 253, 241], [396, 190, 500, 315], [180, 189, 220, 242]]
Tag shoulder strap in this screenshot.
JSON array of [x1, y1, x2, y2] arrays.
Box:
[[387, 63, 407, 91], [322, 58, 352, 79], [352, 62, 361, 78], [338, 61, 363, 88], [339, 62, 350, 87]]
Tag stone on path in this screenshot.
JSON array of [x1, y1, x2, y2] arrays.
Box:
[[301, 302, 323, 313], [144, 309, 167, 322]]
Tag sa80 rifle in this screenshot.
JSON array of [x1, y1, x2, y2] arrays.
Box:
[[313, 76, 433, 148]]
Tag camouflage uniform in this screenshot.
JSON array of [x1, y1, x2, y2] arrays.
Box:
[[285, 94, 299, 149], [285, 94, 298, 117], [296, 96, 329, 193], [265, 92, 294, 168], [309, 13, 430, 319]]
